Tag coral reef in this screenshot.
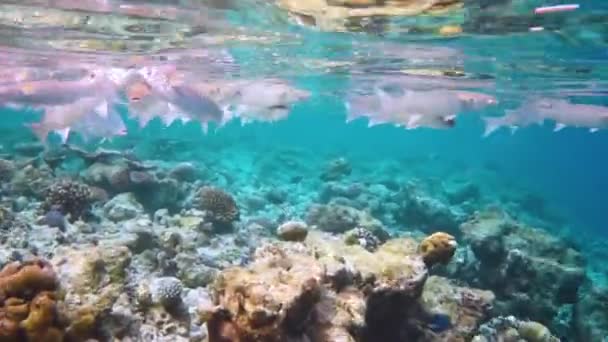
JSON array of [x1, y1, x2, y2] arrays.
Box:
[[150, 277, 184, 311], [306, 203, 389, 241], [395, 184, 467, 235], [418, 232, 457, 267], [320, 157, 352, 181], [198, 186, 240, 231], [0, 159, 15, 182], [201, 231, 490, 342], [0, 207, 15, 231], [344, 227, 380, 251], [574, 285, 608, 341], [276, 220, 309, 242], [0, 259, 67, 342], [41, 180, 92, 222], [447, 210, 586, 333], [473, 316, 560, 342]]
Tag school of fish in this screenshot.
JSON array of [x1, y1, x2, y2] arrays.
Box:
[[0, 49, 607, 142]]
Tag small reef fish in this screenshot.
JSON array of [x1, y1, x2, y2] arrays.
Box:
[[483, 98, 608, 136], [136, 66, 225, 130], [29, 96, 110, 143], [226, 79, 311, 124], [71, 107, 128, 143], [534, 4, 579, 14], [346, 88, 486, 129], [0, 70, 117, 108]]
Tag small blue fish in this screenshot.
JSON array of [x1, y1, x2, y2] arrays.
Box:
[[427, 313, 452, 333], [43, 205, 66, 232]]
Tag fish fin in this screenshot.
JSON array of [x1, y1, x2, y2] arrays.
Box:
[[482, 117, 505, 137], [201, 122, 209, 134], [509, 126, 519, 134], [590, 128, 599, 133], [28, 123, 50, 142], [56, 127, 71, 144], [407, 114, 422, 129], [554, 123, 566, 132]]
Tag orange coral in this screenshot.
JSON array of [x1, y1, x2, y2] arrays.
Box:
[[0, 259, 67, 342], [418, 232, 458, 267], [0, 259, 57, 301]]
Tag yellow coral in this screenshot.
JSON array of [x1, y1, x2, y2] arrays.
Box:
[[418, 232, 458, 267], [518, 321, 553, 342]]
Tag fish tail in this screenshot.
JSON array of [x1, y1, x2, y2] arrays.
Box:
[[482, 116, 506, 137]]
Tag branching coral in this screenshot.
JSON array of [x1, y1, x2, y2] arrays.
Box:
[[41, 180, 92, 222], [198, 186, 239, 229], [418, 232, 457, 267]]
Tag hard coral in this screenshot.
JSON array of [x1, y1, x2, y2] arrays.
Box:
[[0, 259, 66, 342], [418, 232, 458, 267], [198, 186, 240, 229], [204, 232, 492, 342], [42, 180, 92, 222], [0, 159, 15, 182]]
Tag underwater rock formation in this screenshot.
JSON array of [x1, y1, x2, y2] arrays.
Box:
[[197, 186, 240, 232], [574, 285, 608, 341], [276, 0, 462, 31], [449, 210, 586, 332], [320, 157, 352, 181], [472, 316, 560, 342], [201, 231, 491, 342], [83, 160, 185, 213], [0, 159, 15, 183], [10, 164, 54, 198], [41, 180, 92, 222], [51, 243, 132, 340], [394, 184, 467, 235], [0, 207, 15, 231], [306, 203, 389, 241], [276, 220, 309, 242], [104, 193, 145, 222]]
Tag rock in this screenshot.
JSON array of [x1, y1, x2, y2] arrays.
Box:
[[104, 193, 144, 222], [169, 162, 198, 182], [574, 285, 608, 341], [51, 244, 132, 338], [265, 188, 288, 204], [395, 186, 466, 235], [473, 316, 560, 342], [451, 210, 586, 330], [320, 157, 351, 181], [202, 231, 491, 341], [306, 203, 388, 240], [276, 220, 309, 242]]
